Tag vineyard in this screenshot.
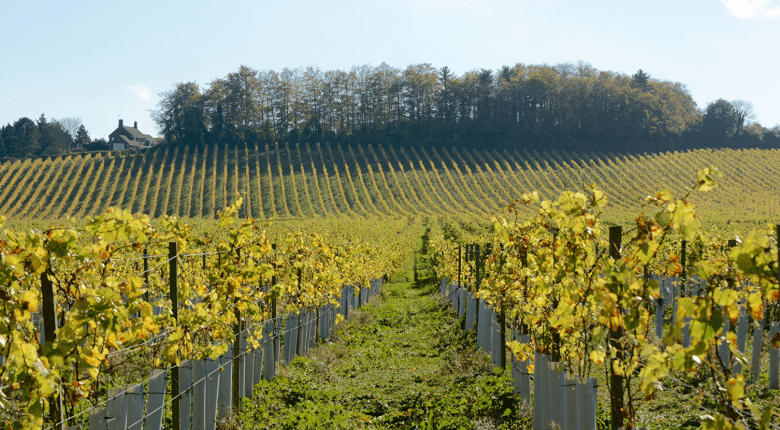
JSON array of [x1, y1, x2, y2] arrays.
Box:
[[426, 170, 780, 429], [2, 143, 780, 429], [0, 143, 779, 226], [0, 204, 421, 429]]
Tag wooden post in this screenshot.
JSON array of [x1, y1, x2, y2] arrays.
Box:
[[170, 243, 179, 317], [475, 244, 481, 290], [143, 245, 149, 303], [771, 227, 780, 389], [519, 246, 528, 335], [272, 244, 278, 364], [681, 240, 687, 297], [41, 271, 64, 430], [727, 239, 738, 338], [774, 226, 780, 323], [169, 242, 180, 430], [456, 244, 462, 311], [316, 306, 321, 346], [441, 249, 444, 275], [232, 248, 242, 412], [41, 272, 57, 351], [776, 226, 780, 318], [413, 254, 418, 284], [457, 244, 462, 288], [519, 246, 527, 267], [609, 227, 621, 260], [717, 239, 739, 375], [498, 309, 506, 369], [296, 268, 303, 356], [608, 226, 624, 430], [550, 229, 562, 361], [474, 244, 480, 333]]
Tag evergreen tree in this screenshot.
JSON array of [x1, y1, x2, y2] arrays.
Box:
[[438, 66, 454, 124], [1, 123, 15, 154], [211, 103, 226, 144], [37, 113, 53, 154], [10, 117, 41, 158], [42, 121, 72, 155], [74, 124, 90, 147], [35, 114, 71, 155], [631, 69, 651, 91], [0, 124, 8, 156], [36, 114, 50, 149]]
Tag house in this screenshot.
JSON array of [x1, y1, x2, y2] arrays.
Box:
[[108, 119, 156, 150]]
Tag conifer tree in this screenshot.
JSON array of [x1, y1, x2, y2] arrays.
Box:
[[11, 117, 41, 158], [631, 69, 651, 91], [75, 124, 90, 147]]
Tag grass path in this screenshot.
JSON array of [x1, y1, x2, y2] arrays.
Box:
[[231, 263, 528, 429]]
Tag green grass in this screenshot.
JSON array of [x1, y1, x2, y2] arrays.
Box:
[[222, 253, 780, 430], [228, 260, 530, 429], [626, 330, 780, 429]]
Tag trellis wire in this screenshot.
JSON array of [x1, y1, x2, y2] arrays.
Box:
[[51, 280, 381, 429]]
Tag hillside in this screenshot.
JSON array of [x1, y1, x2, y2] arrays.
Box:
[[0, 142, 778, 225]]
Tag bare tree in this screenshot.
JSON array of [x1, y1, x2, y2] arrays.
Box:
[[56, 117, 82, 152], [730, 100, 756, 134]]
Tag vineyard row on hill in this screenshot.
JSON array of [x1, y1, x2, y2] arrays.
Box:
[[1, 144, 779, 223]]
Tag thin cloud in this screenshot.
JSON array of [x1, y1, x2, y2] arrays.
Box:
[[407, 0, 548, 12], [723, 0, 780, 18], [126, 84, 153, 101], [405, 0, 485, 11]]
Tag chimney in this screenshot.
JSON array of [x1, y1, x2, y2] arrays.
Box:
[[119, 119, 123, 127], [134, 121, 137, 129]]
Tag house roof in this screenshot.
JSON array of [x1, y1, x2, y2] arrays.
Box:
[[119, 126, 154, 140], [118, 135, 147, 148]]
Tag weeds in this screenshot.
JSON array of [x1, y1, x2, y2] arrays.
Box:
[[230, 261, 531, 429]]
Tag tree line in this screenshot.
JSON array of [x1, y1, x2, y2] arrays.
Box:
[[151, 62, 780, 152], [3, 62, 778, 160], [0, 115, 100, 158]]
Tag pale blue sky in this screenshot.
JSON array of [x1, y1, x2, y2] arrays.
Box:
[[1, 0, 778, 139]]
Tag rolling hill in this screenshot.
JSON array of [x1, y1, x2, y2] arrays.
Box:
[[0, 142, 778, 226]]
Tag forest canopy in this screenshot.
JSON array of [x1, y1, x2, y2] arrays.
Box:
[[0, 115, 91, 158], [3, 62, 776, 160], [151, 62, 780, 153]]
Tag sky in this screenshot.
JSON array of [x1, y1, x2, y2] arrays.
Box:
[[1, 0, 779, 139]]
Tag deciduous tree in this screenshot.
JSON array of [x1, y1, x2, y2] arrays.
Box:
[[152, 82, 207, 146], [731, 99, 756, 134], [702, 99, 738, 143], [57, 117, 83, 148]]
